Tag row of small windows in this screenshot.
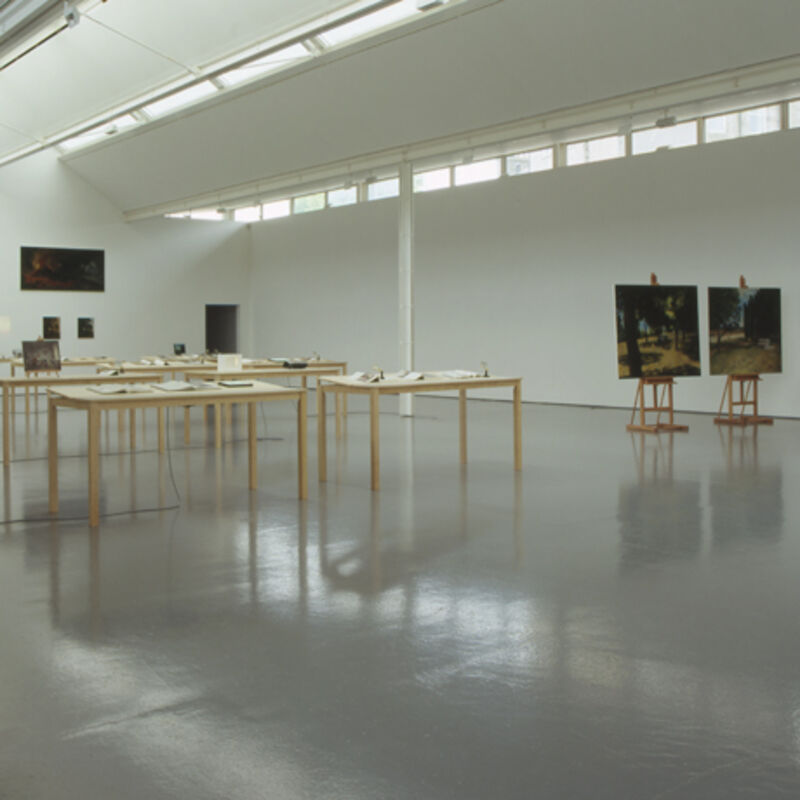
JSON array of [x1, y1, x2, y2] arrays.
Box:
[[168, 100, 800, 223]]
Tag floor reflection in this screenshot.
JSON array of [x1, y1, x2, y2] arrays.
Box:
[[618, 433, 703, 571]]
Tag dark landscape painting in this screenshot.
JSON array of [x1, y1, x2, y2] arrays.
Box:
[[42, 316, 61, 340], [77, 317, 95, 339], [615, 285, 701, 378], [708, 287, 781, 374], [21, 246, 105, 291], [22, 340, 61, 372]]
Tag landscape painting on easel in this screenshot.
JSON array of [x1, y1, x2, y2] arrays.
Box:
[[615, 285, 701, 378], [708, 287, 781, 374]]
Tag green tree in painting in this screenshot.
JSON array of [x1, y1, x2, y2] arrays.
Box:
[[709, 288, 741, 346]]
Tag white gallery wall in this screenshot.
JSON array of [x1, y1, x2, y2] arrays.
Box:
[[0, 151, 250, 359], [248, 128, 800, 417], [249, 199, 399, 370]]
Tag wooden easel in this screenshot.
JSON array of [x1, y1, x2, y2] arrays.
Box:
[[627, 376, 689, 433], [625, 273, 688, 433], [714, 373, 773, 426]]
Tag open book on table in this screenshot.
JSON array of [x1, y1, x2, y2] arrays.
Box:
[[88, 384, 153, 395]]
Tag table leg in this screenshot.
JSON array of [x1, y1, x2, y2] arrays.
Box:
[[335, 392, 342, 440], [2, 384, 9, 467], [118, 409, 124, 434], [214, 403, 222, 449], [248, 402, 257, 490], [48, 397, 59, 512], [513, 381, 522, 471], [370, 390, 380, 491], [459, 388, 467, 465], [184, 407, 191, 444], [317, 387, 327, 482], [25, 386, 30, 417], [88, 406, 101, 527], [129, 408, 136, 450], [298, 390, 308, 499], [157, 407, 165, 453]]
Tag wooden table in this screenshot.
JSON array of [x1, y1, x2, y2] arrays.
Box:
[[48, 380, 308, 527], [1, 372, 162, 466], [9, 357, 115, 415], [317, 373, 522, 490], [193, 366, 348, 442], [243, 359, 349, 433]]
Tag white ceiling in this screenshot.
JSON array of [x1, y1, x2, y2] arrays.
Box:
[[5, 0, 800, 214], [0, 0, 360, 143]]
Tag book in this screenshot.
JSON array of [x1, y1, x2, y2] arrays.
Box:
[[218, 380, 253, 387], [88, 384, 153, 395], [439, 370, 481, 379], [152, 380, 197, 392]]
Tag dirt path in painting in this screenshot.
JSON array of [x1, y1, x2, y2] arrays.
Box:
[[618, 339, 700, 378], [710, 345, 781, 375]]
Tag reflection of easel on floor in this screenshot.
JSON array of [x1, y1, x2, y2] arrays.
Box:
[[627, 376, 689, 433], [714, 373, 773, 426], [631, 430, 674, 480]]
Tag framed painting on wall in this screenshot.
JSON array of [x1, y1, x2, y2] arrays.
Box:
[[20, 246, 105, 291], [42, 316, 61, 340], [708, 287, 781, 374], [77, 317, 95, 339], [615, 285, 701, 378]]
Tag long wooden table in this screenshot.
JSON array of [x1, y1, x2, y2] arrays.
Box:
[[317, 373, 522, 490], [192, 366, 348, 442], [48, 380, 308, 527], [1, 372, 162, 466]]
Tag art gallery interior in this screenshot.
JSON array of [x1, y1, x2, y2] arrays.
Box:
[[2, 1, 800, 797]]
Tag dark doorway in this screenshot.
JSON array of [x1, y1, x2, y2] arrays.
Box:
[[205, 304, 238, 353]]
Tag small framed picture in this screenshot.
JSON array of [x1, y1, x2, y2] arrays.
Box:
[[43, 316, 61, 340], [78, 317, 95, 339]]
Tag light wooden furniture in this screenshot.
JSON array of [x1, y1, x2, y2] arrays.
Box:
[[317, 373, 522, 490], [243, 358, 350, 435], [97, 361, 214, 379], [48, 380, 308, 527], [1, 372, 162, 466], [626, 376, 689, 433], [10, 356, 113, 415], [714, 373, 773, 426], [192, 366, 348, 443]]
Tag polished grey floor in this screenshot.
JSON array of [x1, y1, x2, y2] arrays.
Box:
[[1, 393, 800, 799]]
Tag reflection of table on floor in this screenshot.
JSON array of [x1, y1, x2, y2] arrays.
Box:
[[2, 372, 162, 466], [318, 373, 523, 490], [48, 380, 308, 527], [192, 366, 348, 444]]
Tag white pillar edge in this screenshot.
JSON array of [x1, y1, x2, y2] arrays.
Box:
[[398, 162, 414, 417]]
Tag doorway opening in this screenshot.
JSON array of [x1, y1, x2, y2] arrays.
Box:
[[205, 304, 239, 353]]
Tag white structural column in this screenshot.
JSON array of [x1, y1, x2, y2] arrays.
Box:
[[398, 162, 414, 416]]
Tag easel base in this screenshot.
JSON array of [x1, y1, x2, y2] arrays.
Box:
[[713, 416, 773, 426], [627, 423, 689, 434]]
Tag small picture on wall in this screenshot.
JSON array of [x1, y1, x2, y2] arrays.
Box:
[[21, 246, 105, 292], [78, 317, 95, 339], [615, 285, 701, 378], [22, 340, 61, 372], [42, 316, 61, 340], [708, 287, 781, 374]]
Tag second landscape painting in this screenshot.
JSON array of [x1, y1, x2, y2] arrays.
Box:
[[615, 285, 701, 378], [708, 287, 781, 374]]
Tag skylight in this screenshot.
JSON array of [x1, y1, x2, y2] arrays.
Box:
[[141, 82, 219, 119], [319, 0, 420, 47], [59, 114, 139, 152], [217, 44, 311, 88]]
